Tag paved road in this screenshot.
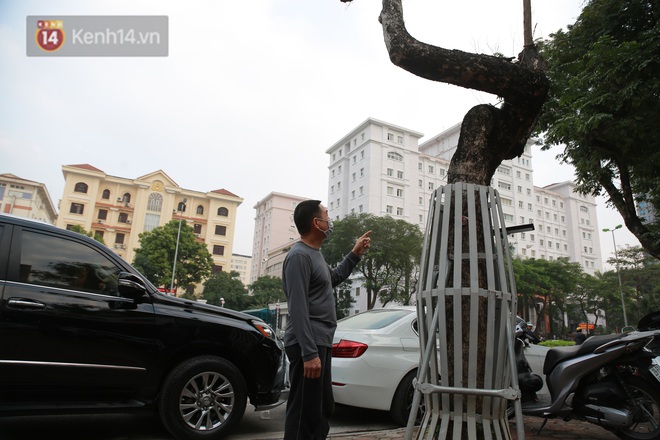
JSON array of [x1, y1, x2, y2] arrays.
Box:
[[0, 403, 397, 440]]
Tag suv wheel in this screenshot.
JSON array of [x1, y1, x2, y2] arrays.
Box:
[[159, 356, 247, 440]]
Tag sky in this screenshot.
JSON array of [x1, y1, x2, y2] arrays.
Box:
[[0, 0, 639, 269]]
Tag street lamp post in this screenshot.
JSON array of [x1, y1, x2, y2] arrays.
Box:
[[603, 224, 628, 327], [170, 198, 187, 296]]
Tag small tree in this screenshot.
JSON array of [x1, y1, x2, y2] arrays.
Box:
[[321, 213, 423, 309], [202, 270, 250, 309], [133, 220, 212, 294], [249, 275, 285, 308]]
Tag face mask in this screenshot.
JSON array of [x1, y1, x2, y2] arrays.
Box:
[[317, 218, 334, 238], [324, 219, 334, 238]]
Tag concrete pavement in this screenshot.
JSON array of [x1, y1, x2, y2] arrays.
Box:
[[326, 416, 619, 439]]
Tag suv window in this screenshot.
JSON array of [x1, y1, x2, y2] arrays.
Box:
[[20, 230, 121, 296]]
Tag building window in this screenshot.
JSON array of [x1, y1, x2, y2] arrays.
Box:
[[74, 182, 88, 193], [386, 205, 393, 214], [213, 245, 225, 256], [101, 189, 110, 199], [387, 168, 394, 176], [387, 186, 394, 196], [428, 165, 434, 174], [217, 207, 229, 216], [118, 212, 128, 223], [98, 209, 108, 220], [397, 170, 404, 179], [147, 193, 163, 212], [396, 207, 403, 216], [194, 224, 202, 234], [115, 233, 125, 244], [144, 213, 159, 232], [397, 135, 404, 144], [196, 205, 204, 215], [121, 193, 131, 204], [70, 203, 84, 214], [418, 163, 423, 170], [396, 188, 403, 197], [387, 133, 394, 141], [387, 151, 403, 161], [215, 225, 227, 236], [428, 182, 434, 190]]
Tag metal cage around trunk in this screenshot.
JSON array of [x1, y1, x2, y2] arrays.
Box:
[[406, 183, 524, 440]]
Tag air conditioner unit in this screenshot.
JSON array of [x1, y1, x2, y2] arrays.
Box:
[[126, 220, 132, 224], [117, 198, 123, 202], [195, 233, 200, 237], [125, 203, 130, 207], [98, 219, 104, 223]]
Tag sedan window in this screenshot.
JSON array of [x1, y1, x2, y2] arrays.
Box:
[[338, 309, 413, 330]]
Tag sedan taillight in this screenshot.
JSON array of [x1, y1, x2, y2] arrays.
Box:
[[332, 339, 368, 358]]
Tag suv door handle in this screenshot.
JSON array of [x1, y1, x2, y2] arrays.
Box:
[[7, 298, 47, 310]]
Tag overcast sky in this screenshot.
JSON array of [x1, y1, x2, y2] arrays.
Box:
[[0, 0, 638, 269]]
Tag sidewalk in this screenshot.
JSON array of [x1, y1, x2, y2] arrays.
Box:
[[327, 416, 619, 439]]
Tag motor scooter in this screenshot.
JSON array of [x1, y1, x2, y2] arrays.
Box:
[[514, 313, 660, 440]]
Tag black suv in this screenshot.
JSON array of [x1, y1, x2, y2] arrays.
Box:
[[0, 214, 287, 439]]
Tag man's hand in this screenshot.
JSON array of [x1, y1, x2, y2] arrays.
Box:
[[303, 356, 322, 379], [352, 230, 372, 256]]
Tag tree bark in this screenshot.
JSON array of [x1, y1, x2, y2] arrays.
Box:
[[378, 0, 548, 185]]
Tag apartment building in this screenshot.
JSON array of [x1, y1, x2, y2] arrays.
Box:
[[0, 173, 57, 223], [55, 164, 243, 275], [230, 253, 252, 286], [326, 117, 602, 276], [251, 192, 307, 282]]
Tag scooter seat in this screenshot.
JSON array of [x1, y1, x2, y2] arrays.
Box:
[[543, 333, 626, 375]]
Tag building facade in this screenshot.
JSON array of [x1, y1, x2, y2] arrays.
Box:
[[55, 164, 243, 277], [230, 253, 252, 286], [0, 173, 57, 223], [325, 118, 603, 313], [251, 192, 308, 282]]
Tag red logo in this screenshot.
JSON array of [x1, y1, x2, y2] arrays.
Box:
[[35, 20, 65, 52]]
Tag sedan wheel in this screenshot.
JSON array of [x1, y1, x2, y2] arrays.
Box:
[[390, 370, 425, 426]]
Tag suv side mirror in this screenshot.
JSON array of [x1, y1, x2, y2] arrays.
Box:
[[118, 272, 147, 297]]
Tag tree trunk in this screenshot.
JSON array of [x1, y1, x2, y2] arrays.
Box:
[[375, 1, 549, 438]]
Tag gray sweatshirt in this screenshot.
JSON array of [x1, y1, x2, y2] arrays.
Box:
[[282, 241, 360, 361]]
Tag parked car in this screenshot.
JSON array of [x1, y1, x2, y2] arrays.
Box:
[[331, 306, 420, 425], [0, 214, 287, 440], [332, 308, 550, 426]]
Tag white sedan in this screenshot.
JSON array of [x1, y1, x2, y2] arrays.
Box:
[[331, 306, 420, 426]]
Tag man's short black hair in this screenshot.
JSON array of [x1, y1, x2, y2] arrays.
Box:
[[294, 200, 322, 235]]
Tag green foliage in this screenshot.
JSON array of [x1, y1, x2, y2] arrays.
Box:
[[539, 340, 575, 347], [514, 257, 584, 336], [537, 0, 660, 259], [68, 224, 106, 245], [202, 270, 249, 309], [248, 275, 284, 308], [603, 246, 660, 326], [133, 220, 213, 293], [321, 213, 423, 310], [335, 280, 356, 320]]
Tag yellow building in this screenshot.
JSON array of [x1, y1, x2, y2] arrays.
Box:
[[0, 173, 57, 223], [56, 164, 243, 278]]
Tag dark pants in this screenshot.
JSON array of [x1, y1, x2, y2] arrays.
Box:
[[284, 344, 334, 440]]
